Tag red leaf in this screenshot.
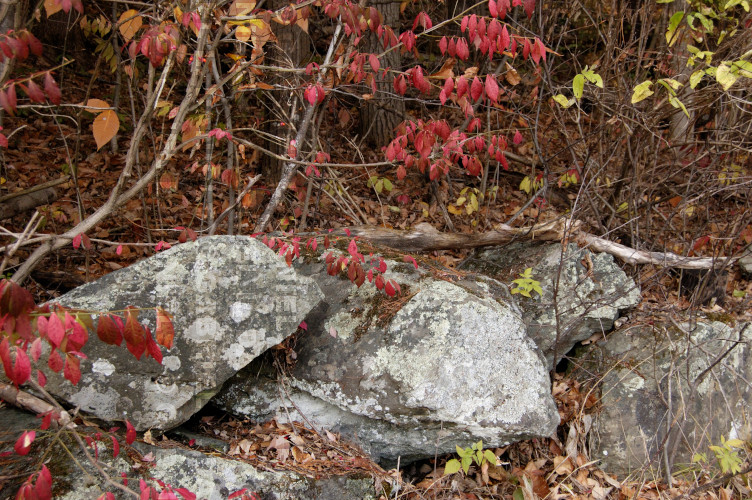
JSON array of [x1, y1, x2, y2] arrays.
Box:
[[48, 349, 63, 372], [470, 76, 483, 101], [36, 369, 47, 387], [26, 80, 45, 103], [384, 280, 396, 297], [439, 36, 448, 55], [6, 83, 16, 113], [72, 234, 82, 249], [403, 255, 418, 269], [35, 465, 52, 500], [174, 488, 197, 500], [498, 0, 510, 18], [0, 279, 34, 317], [393, 74, 407, 95], [513, 129, 523, 144], [44, 72, 61, 104], [299, 321, 308, 331], [145, 328, 162, 364], [125, 420, 137, 445], [374, 274, 385, 290], [396, 165, 406, 180], [116, 244, 123, 256], [46, 313, 65, 348], [111, 435, 120, 458], [0, 90, 15, 115], [64, 354, 81, 385], [123, 307, 146, 360], [489, 0, 499, 17], [368, 53, 380, 72], [522, 38, 531, 60], [97, 314, 124, 346], [14, 431, 35, 456], [456, 76, 468, 99], [155, 307, 174, 349], [524, 0, 535, 18], [485, 75, 499, 103]]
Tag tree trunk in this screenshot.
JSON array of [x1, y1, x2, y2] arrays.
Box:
[[360, 0, 404, 147], [262, 0, 310, 187]]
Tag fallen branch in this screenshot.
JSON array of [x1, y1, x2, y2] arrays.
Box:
[[0, 187, 59, 221], [334, 218, 739, 270]]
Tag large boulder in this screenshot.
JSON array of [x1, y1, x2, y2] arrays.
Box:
[[586, 320, 752, 476], [215, 255, 559, 464], [44, 236, 323, 430], [460, 242, 641, 369]]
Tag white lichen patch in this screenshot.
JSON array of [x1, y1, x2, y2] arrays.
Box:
[[162, 356, 181, 371], [230, 301, 253, 323], [92, 359, 115, 376], [184, 316, 221, 343]]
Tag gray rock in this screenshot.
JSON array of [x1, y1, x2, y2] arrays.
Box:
[[586, 321, 752, 476], [739, 243, 752, 278], [44, 236, 323, 431], [57, 442, 376, 500], [216, 255, 559, 464], [460, 242, 641, 369]]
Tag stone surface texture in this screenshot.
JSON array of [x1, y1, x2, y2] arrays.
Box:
[[46, 236, 323, 430], [215, 255, 559, 464], [56, 442, 376, 500], [460, 242, 641, 369], [586, 321, 752, 476]]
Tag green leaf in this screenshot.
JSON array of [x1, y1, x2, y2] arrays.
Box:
[[553, 94, 574, 108], [374, 179, 383, 194], [444, 459, 462, 475], [733, 289, 747, 298], [661, 78, 682, 90], [513, 488, 525, 500], [631, 80, 654, 103], [461, 456, 472, 473], [668, 95, 690, 117], [382, 178, 393, 192], [484, 449, 497, 465], [666, 11, 684, 46], [716, 63, 738, 90], [689, 70, 705, 89], [732, 60, 752, 78], [573, 74, 585, 100]]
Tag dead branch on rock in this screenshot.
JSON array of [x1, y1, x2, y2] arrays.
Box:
[[337, 218, 738, 270]]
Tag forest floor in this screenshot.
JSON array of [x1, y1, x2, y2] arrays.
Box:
[[2, 51, 752, 499]]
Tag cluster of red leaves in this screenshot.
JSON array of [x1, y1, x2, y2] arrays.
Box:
[[385, 119, 512, 180], [0, 28, 61, 115], [0, 279, 174, 389], [128, 23, 180, 68]]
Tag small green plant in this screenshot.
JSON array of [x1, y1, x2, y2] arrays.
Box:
[[367, 176, 393, 195], [511, 268, 543, 298], [693, 436, 746, 475], [444, 441, 498, 475], [553, 66, 603, 108]]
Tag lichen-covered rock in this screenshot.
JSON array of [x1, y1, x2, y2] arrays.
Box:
[[56, 441, 376, 500], [46, 236, 323, 431], [586, 321, 752, 476], [215, 257, 559, 464], [460, 242, 641, 369]]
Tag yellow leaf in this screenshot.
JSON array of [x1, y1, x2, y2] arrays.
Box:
[[236, 25, 251, 42], [118, 9, 143, 42], [93, 109, 120, 150], [448, 205, 462, 215], [85, 98, 111, 113], [44, 0, 62, 17]]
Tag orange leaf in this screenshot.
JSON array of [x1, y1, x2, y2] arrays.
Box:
[[118, 9, 143, 42], [93, 109, 120, 150], [155, 307, 174, 349], [44, 0, 62, 17], [85, 98, 110, 113]]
